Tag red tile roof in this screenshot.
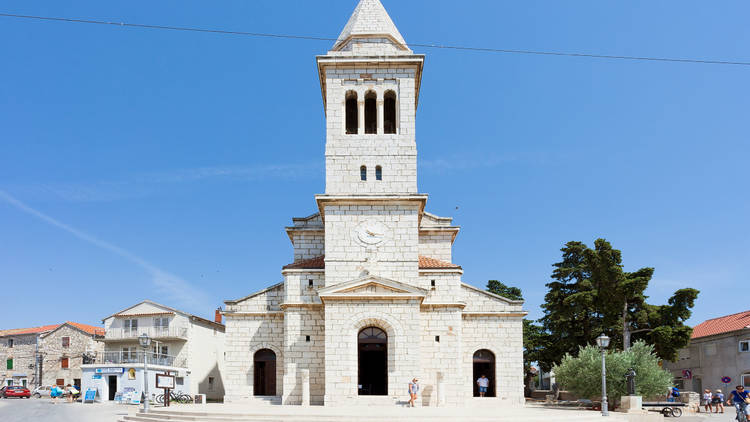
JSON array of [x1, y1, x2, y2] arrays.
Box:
[[66, 322, 105, 336], [418, 256, 462, 270], [0, 322, 104, 337], [282, 255, 461, 270], [691, 310, 750, 339], [283, 255, 325, 270]]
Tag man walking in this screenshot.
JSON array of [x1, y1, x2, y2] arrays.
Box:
[[477, 374, 490, 397]]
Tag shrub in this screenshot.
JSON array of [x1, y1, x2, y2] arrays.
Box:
[[554, 341, 672, 404]]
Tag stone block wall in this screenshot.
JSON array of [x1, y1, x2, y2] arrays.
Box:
[[282, 307, 325, 405], [462, 315, 524, 407], [421, 272, 462, 302], [291, 232, 325, 261], [39, 325, 103, 387], [0, 333, 37, 387], [283, 272, 325, 305], [324, 204, 419, 285], [323, 299, 421, 406], [223, 314, 284, 402], [418, 232, 454, 262], [323, 64, 419, 195], [419, 306, 464, 407]]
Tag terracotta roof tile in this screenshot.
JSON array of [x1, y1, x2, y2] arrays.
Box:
[[691, 310, 750, 339], [418, 256, 462, 270], [282, 255, 461, 270], [0, 322, 105, 337], [283, 255, 325, 270], [0, 324, 60, 336], [66, 322, 105, 336]]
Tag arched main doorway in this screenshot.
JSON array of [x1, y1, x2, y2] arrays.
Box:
[[253, 349, 276, 396], [473, 349, 496, 397], [358, 327, 387, 395]]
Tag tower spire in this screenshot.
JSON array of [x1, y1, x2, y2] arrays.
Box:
[[332, 0, 410, 53]]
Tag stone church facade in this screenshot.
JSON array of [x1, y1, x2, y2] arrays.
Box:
[[223, 0, 525, 407]]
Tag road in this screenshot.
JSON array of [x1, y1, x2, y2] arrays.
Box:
[[0, 397, 130, 422]]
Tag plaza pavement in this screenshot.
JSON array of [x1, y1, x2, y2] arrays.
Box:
[[0, 398, 717, 422]]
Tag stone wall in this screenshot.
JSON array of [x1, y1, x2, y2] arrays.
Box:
[[418, 232, 454, 262], [323, 64, 418, 195], [282, 307, 325, 405], [39, 325, 103, 387], [323, 299, 421, 406], [324, 203, 420, 286], [223, 313, 284, 402], [462, 315, 525, 407], [0, 333, 37, 387], [419, 306, 464, 407]]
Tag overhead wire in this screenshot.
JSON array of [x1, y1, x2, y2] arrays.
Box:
[[1, 12, 749, 67]]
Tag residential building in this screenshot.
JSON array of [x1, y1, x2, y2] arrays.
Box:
[[222, 0, 526, 407], [81, 300, 225, 401], [665, 310, 750, 393], [0, 322, 104, 389]]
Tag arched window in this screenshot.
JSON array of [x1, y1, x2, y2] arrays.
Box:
[[358, 327, 387, 395], [473, 349, 496, 397], [375, 166, 382, 181], [364, 91, 377, 134], [360, 165, 367, 181], [384, 91, 397, 134], [345, 91, 358, 135], [253, 349, 277, 396]]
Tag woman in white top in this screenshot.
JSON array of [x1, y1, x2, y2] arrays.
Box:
[[702, 389, 713, 413]]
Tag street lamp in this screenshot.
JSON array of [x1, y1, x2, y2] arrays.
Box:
[[138, 333, 151, 413], [596, 333, 611, 417]]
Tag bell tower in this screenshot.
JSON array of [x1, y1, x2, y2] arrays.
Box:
[[317, 0, 424, 196], [316, 0, 427, 287]]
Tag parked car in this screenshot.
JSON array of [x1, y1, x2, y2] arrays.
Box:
[[31, 385, 53, 398], [0, 385, 32, 398]]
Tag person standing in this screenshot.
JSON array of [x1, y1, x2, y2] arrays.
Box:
[[702, 389, 713, 413], [714, 389, 725, 414], [476, 375, 490, 398], [408, 378, 419, 407]]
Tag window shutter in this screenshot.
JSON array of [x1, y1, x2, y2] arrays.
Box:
[[62, 337, 70, 347], [61, 357, 69, 369], [6, 359, 12, 370]]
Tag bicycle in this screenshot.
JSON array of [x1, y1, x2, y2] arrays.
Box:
[[156, 391, 193, 404]]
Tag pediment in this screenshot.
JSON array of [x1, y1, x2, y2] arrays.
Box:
[[318, 275, 428, 300]]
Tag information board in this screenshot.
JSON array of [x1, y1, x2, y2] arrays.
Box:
[[84, 389, 97, 403]]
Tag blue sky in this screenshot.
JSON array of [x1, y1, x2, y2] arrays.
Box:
[[1, 1, 748, 330]]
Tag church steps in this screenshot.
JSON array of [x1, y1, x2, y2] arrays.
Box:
[[118, 408, 631, 422]]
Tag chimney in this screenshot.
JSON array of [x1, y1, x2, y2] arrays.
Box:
[[214, 307, 222, 324]]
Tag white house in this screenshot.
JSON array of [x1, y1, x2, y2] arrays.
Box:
[[81, 300, 225, 402]]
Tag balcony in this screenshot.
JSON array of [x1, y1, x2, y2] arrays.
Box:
[[104, 326, 188, 342], [92, 351, 187, 368]]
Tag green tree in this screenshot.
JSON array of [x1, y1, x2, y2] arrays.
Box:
[[486, 280, 523, 301], [539, 238, 699, 364], [554, 341, 672, 405]]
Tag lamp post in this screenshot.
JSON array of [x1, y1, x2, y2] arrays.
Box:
[[596, 333, 611, 417], [138, 333, 151, 413]]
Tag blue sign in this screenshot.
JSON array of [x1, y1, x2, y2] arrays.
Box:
[[84, 389, 97, 403], [92, 374, 102, 380], [95, 367, 124, 374], [722, 376, 732, 384]]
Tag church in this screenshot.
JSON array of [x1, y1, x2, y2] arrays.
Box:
[[223, 0, 525, 407]]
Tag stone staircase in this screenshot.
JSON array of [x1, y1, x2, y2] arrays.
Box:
[[117, 405, 633, 422]]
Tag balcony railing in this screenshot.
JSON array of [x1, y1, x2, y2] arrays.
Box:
[[92, 351, 186, 368], [104, 326, 188, 341]]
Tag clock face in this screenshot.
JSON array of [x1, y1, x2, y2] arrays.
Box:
[[354, 220, 390, 247]]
